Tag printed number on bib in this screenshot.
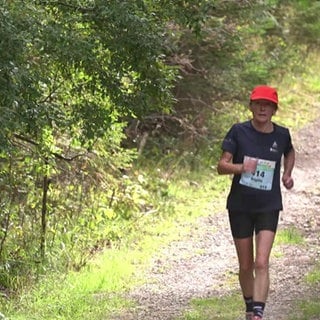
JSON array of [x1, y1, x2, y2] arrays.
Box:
[[240, 157, 275, 191]]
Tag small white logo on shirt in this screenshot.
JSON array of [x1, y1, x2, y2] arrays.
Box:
[[270, 141, 278, 153]]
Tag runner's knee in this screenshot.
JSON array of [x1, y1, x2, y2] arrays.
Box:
[[254, 259, 269, 272]]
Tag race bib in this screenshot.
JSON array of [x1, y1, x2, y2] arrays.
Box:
[[240, 157, 276, 190]]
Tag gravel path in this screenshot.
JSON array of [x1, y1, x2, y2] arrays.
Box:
[[111, 119, 320, 320]]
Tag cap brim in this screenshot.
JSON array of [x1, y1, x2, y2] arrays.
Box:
[[250, 96, 278, 104]]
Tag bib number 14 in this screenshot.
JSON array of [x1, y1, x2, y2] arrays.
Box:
[[240, 157, 275, 190]]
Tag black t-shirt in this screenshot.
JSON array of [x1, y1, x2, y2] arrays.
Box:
[[221, 120, 293, 212]]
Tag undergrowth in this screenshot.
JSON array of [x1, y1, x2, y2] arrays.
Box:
[[275, 226, 305, 245], [177, 292, 243, 320]]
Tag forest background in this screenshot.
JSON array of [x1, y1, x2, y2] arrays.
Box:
[[0, 1, 320, 319]]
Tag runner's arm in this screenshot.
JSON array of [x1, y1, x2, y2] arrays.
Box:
[[217, 151, 244, 175], [282, 148, 295, 189]]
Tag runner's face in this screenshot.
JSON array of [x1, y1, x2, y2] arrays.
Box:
[[250, 99, 276, 123]]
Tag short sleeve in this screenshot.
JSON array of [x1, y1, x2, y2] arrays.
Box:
[[221, 124, 238, 155], [284, 129, 294, 156]]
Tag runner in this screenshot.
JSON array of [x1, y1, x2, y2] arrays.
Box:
[[217, 85, 295, 320]]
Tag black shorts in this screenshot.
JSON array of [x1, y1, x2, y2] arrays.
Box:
[[228, 210, 280, 239]]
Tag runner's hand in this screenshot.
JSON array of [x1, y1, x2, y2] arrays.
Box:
[[243, 156, 258, 174], [282, 174, 294, 189]]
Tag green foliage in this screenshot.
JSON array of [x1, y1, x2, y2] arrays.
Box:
[[289, 299, 320, 320], [0, 0, 180, 293], [275, 226, 305, 245], [287, 0, 320, 48], [0, 0, 178, 150], [305, 266, 320, 285], [3, 250, 138, 320], [178, 292, 243, 320], [1, 175, 211, 319]]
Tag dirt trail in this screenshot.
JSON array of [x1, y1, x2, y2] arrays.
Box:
[[111, 119, 320, 320]]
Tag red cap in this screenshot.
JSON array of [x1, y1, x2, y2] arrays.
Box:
[[250, 85, 278, 104]]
